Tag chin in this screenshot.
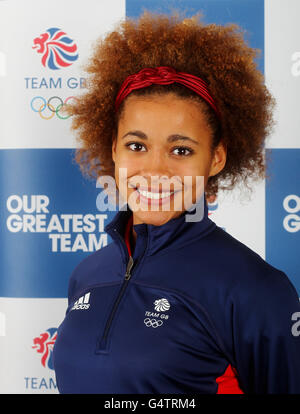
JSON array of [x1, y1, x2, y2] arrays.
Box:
[[132, 210, 183, 227]]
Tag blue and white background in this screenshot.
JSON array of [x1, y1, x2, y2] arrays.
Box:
[[0, 0, 299, 393]]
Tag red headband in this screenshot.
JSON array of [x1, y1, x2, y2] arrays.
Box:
[[115, 66, 221, 120]]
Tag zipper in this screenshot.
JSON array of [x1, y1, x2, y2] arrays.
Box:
[[98, 255, 134, 350], [97, 227, 147, 352], [124, 255, 134, 280]]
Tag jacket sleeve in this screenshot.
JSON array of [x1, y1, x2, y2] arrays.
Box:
[[232, 268, 300, 394]]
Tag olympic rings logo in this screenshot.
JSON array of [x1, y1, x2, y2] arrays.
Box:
[[30, 96, 78, 120], [144, 318, 163, 328]]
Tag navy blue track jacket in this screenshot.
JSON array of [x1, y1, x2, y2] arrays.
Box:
[[53, 199, 300, 394]]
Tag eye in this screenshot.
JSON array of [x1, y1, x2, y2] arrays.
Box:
[[172, 146, 194, 156], [126, 142, 146, 152]]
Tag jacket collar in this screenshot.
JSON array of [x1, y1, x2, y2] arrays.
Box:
[[104, 193, 216, 262]]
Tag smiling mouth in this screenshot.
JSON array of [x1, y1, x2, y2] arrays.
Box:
[[137, 188, 175, 200], [131, 186, 183, 204], [127, 182, 182, 204]]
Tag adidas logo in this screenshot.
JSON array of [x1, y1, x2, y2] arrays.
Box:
[[71, 292, 90, 310]]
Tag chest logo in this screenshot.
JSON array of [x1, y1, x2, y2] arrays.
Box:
[[154, 298, 170, 312], [143, 297, 170, 329]]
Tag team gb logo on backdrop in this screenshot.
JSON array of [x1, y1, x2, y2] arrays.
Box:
[[32, 27, 79, 70], [32, 328, 57, 370]]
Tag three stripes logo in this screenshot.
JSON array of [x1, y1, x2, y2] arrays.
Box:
[[71, 292, 90, 310]]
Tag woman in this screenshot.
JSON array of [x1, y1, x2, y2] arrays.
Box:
[[53, 11, 300, 394]]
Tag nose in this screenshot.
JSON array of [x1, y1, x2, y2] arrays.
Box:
[[135, 148, 179, 192], [140, 148, 169, 178]]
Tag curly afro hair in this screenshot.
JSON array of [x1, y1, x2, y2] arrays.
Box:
[[66, 10, 275, 198]]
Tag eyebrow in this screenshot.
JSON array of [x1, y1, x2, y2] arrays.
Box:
[[122, 130, 199, 145]]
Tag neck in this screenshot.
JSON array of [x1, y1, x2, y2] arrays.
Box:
[[132, 227, 137, 246], [105, 193, 213, 260], [130, 209, 190, 247]]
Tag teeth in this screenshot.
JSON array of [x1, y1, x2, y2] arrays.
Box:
[[138, 189, 174, 199]]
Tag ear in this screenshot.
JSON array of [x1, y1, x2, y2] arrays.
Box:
[[208, 141, 227, 178]]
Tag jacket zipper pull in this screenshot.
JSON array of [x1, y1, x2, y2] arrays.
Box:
[[124, 256, 134, 280]]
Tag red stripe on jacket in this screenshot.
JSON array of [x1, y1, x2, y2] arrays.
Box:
[[216, 364, 244, 394], [124, 214, 133, 257]]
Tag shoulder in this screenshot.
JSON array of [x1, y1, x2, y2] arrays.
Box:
[[192, 225, 300, 357], [176, 222, 298, 306], [67, 241, 123, 301], [207, 225, 299, 306]]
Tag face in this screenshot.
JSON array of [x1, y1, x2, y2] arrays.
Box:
[[112, 93, 226, 226]]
